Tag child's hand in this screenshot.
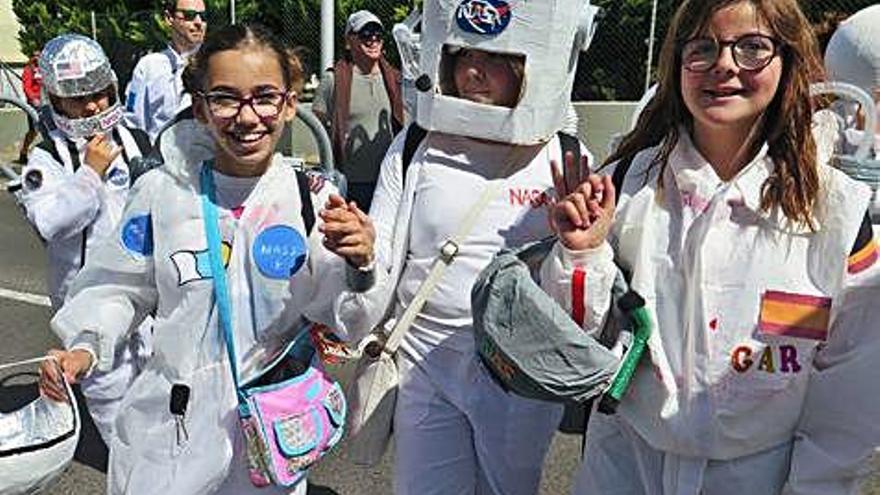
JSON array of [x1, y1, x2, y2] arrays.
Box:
[[38, 349, 93, 402], [319, 194, 376, 269], [549, 152, 616, 251], [84, 133, 122, 177]]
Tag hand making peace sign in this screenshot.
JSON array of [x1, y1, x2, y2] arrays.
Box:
[[549, 151, 616, 251]]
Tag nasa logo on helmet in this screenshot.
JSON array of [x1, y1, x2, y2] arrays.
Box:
[[455, 0, 512, 36]]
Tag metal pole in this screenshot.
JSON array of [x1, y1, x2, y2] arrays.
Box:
[[321, 0, 334, 72], [644, 0, 659, 93], [230, 0, 236, 24], [91, 11, 98, 40]]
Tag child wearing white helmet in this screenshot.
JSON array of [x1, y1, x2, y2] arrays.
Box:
[[324, 2, 604, 493], [19, 34, 153, 445]]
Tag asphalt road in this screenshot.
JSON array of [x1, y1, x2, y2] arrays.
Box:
[[0, 182, 877, 495], [0, 187, 581, 494]]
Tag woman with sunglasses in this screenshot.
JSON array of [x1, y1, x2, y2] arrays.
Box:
[[39, 23, 374, 494], [123, 0, 207, 141], [543, 0, 880, 493]]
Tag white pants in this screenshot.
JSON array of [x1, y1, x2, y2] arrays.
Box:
[[394, 346, 563, 495], [572, 413, 793, 495]]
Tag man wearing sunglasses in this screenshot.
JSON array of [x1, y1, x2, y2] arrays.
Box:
[[313, 10, 404, 212], [123, 0, 207, 141]]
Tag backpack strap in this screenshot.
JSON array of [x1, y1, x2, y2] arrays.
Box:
[[401, 124, 428, 181], [557, 131, 583, 168], [295, 170, 316, 235], [611, 155, 634, 194], [127, 127, 153, 156]]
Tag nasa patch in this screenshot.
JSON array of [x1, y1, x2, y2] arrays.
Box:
[[456, 0, 512, 36], [121, 214, 154, 256], [24, 169, 43, 191], [252, 225, 308, 279], [106, 167, 129, 187]]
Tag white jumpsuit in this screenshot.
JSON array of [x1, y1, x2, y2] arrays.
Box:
[[335, 129, 603, 495], [123, 45, 194, 141], [51, 121, 348, 494], [542, 131, 880, 495], [19, 126, 152, 444]]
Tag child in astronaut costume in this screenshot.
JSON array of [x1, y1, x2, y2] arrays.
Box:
[[329, 2, 603, 493], [19, 34, 153, 445], [38, 24, 374, 494], [538, 1, 880, 493]]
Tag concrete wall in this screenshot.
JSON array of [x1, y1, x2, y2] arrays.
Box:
[[0, 102, 640, 165], [0, 0, 24, 64]]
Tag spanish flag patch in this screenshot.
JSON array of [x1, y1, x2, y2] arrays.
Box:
[[848, 214, 877, 275], [759, 290, 831, 341]]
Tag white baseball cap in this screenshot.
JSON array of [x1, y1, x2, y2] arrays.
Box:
[[345, 10, 383, 35]]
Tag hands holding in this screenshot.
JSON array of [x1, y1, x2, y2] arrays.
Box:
[[38, 349, 93, 402], [84, 133, 122, 177], [319, 194, 376, 269], [549, 152, 616, 251]]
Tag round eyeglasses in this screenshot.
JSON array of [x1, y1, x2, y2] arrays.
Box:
[[681, 34, 781, 73], [199, 90, 290, 120]]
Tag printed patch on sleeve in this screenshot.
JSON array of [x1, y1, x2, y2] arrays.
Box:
[[252, 225, 308, 279], [121, 214, 154, 256], [23, 169, 43, 191], [126, 91, 137, 112], [758, 290, 830, 341], [306, 172, 326, 193], [848, 214, 877, 275], [848, 241, 878, 274]]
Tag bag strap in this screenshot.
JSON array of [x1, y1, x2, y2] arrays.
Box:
[[383, 150, 517, 355], [199, 162, 245, 401]]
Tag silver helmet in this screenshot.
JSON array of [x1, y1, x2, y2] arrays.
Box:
[[39, 34, 122, 139]]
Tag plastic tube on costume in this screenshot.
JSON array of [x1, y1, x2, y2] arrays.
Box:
[[597, 291, 652, 415]]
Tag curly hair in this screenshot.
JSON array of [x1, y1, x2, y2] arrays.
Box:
[[605, 0, 825, 228]]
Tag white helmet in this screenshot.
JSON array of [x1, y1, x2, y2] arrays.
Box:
[[412, 0, 600, 145], [825, 5, 880, 99], [39, 34, 122, 139]]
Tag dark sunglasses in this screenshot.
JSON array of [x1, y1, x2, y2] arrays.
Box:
[[174, 9, 206, 21], [357, 29, 383, 42]]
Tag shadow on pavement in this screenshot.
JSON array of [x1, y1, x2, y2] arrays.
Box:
[[0, 372, 109, 473], [307, 484, 341, 495]]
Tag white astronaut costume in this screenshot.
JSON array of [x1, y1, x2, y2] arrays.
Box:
[[50, 119, 347, 495], [334, 1, 601, 493], [124, 45, 195, 140], [539, 130, 880, 494], [19, 34, 153, 445]]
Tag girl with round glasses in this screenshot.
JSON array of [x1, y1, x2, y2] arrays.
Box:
[[552, 0, 880, 493], [39, 23, 374, 494]]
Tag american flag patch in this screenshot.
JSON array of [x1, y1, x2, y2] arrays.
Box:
[[759, 290, 831, 341], [54, 60, 85, 81]]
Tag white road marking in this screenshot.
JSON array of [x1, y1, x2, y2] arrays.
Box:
[[0, 287, 51, 307]]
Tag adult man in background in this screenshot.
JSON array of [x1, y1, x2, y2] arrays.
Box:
[[17, 50, 42, 164], [124, 0, 206, 141], [313, 10, 403, 211]]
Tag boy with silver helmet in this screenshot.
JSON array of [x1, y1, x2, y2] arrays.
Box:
[[19, 34, 153, 445]]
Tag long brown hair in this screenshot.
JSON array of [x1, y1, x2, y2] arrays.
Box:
[[605, 0, 825, 228]]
